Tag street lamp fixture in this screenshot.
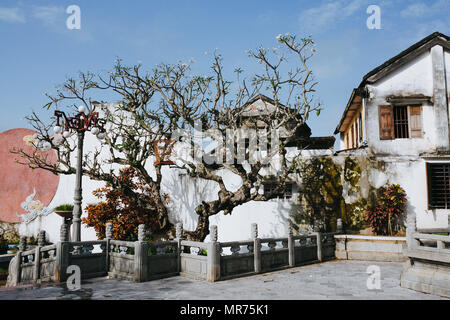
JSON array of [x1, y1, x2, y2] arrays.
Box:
[[54, 106, 106, 241]]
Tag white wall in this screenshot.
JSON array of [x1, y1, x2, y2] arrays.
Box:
[[365, 51, 437, 156], [368, 156, 448, 230]]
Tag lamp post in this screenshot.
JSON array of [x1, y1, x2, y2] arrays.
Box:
[[54, 106, 106, 241]]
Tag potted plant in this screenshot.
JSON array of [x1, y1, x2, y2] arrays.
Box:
[[53, 204, 74, 219]]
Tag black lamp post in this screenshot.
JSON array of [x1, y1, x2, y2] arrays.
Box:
[[54, 106, 106, 241]]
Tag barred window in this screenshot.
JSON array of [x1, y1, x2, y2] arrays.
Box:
[[379, 105, 422, 140], [393, 105, 409, 138], [427, 163, 450, 209]]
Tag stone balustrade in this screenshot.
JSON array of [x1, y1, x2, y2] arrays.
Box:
[[401, 215, 450, 298], [6, 222, 339, 287]]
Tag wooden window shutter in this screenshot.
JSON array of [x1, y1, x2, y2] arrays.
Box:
[[408, 105, 423, 138], [378, 105, 394, 140]]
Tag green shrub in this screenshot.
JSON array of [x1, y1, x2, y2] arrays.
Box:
[[54, 204, 74, 211]]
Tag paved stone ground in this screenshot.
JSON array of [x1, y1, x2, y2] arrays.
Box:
[[0, 260, 447, 300]]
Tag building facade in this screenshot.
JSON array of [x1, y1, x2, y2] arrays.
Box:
[[334, 32, 450, 236]]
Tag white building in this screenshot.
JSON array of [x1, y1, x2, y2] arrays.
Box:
[[334, 32, 450, 236]]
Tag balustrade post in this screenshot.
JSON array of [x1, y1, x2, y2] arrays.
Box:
[[287, 222, 295, 267], [134, 224, 148, 282], [19, 236, 26, 252], [33, 230, 46, 283], [207, 225, 220, 282], [314, 232, 323, 262], [407, 213, 419, 249], [37, 230, 46, 247], [252, 223, 261, 274], [14, 251, 22, 286], [105, 222, 112, 272], [175, 223, 184, 273], [55, 223, 70, 282], [337, 218, 343, 234], [14, 236, 26, 286]]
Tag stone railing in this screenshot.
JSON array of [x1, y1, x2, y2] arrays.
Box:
[[6, 221, 339, 286], [219, 240, 255, 279], [60, 240, 108, 281], [6, 231, 57, 286], [401, 216, 450, 297], [146, 240, 179, 281], [217, 224, 337, 281], [108, 224, 180, 282], [108, 239, 136, 281], [179, 240, 211, 281], [412, 232, 450, 250]]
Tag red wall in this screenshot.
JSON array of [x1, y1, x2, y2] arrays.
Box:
[[0, 128, 59, 223]]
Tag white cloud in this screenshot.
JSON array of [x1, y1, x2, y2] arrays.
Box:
[[400, 0, 450, 18], [298, 0, 370, 34], [399, 3, 429, 18], [0, 7, 25, 23], [31, 5, 65, 26]]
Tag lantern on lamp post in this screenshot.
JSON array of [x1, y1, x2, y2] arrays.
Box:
[[54, 105, 106, 241], [153, 139, 176, 166]]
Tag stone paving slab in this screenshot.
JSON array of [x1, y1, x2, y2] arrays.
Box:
[[0, 260, 447, 300]]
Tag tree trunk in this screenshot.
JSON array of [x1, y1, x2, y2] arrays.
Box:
[[184, 215, 210, 241]]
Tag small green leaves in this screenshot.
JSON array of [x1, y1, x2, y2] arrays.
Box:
[[42, 102, 53, 110]]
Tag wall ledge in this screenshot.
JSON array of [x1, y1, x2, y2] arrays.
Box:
[[334, 235, 406, 241]]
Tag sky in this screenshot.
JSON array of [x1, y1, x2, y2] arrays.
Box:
[[0, 0, 449, 142]]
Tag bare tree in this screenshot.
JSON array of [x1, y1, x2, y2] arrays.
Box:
[[160, 34, 321, 240], [12, 33, 321, 241]]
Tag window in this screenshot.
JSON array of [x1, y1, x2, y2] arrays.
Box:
[[343, 111, 364, 150], [427, 163, 450, 209], [393, 105, 409, 138], [263, 182, 294, 200], [379, 105, 422, 140], [358, 113, 363, 142]]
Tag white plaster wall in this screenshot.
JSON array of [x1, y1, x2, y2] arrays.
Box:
[[161, 151, 308, 242], [206, 199, 293, 242], [445, 49, 450, 102], [333, 149, 449, 231], [365, 51, 438, 156], [367, 156, 448, 230], [371, 51, 433, 97]]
